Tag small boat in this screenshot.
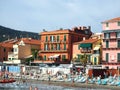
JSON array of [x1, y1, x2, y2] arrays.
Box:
[[0, 78, 16, 83]]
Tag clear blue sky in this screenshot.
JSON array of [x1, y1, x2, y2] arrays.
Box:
[[0, 0, 120, 33]]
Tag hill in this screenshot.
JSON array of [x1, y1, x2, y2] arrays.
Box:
[[0, 25, 39, 42]]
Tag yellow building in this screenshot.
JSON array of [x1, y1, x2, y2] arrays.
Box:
[[73, 38, 102, 65]]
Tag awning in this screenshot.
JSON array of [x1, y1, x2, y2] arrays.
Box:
[[49, 54, 60, 58], [49, 56, 53, 58], [24, 55, 33, 58], [80, 43, 92, 48], [53, 54, 60, 58], [93, 45, 100, 50]]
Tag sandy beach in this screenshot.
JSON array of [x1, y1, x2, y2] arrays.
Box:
[[21, 79, 120, 90]]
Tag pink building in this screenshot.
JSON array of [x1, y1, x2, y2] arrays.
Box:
[[102, 17, 120, 69]]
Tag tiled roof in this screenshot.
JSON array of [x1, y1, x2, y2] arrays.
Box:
[[74, 39, 98, 44], [0, 38, 41, 48], [0, 43, 13, 48], [21, 38, 41, 45], [102, 17, 120, 23]]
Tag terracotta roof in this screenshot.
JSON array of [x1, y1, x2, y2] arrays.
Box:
[[74, 39, 98, 44], [0, 42, 13, 48], [19, 38, 41, 45], [0, 38, 40, 48], [102, 17, 120, 23]]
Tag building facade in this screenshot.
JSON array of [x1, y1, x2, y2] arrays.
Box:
[[102, 17, 120, 69], [0, 39, 16, 62], [1, 38, 40, 65], [73, 38, 102, 65], [35, 26, 92, 64]]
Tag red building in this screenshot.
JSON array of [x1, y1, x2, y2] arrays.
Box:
[[35, 26, 92, 64]]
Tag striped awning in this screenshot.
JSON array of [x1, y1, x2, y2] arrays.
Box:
[[93, 45, 100, 50]]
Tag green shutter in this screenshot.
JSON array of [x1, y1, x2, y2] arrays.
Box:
[[118, 40, 120, 48], [57, 36, 59, 42], [44, 55, 46, 60], [64, 35, 66, 41], [78, 44, 81, 50], [77, 54, 81, 59], [62, 55, 66, 61], [106, 53, 109, 62], [51, 44, 53, 50], [106, 41, 109, 48], [117, 53, 120, 62], [64, 43, 66, 50], [46, 36, 48, 42], [118, 22, 120, 26]]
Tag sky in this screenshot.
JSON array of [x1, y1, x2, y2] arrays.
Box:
[[0, 0, 120, 33]]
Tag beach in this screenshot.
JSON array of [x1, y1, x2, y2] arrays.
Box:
[[20, 79, 120, 90]]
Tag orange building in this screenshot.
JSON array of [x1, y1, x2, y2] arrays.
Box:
[[0, 39, 16, 62], [35, 26, 92, 64]]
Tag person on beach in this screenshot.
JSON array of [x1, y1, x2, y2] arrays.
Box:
[[48, 74, 51, 81], [29, 86, 32, 90]]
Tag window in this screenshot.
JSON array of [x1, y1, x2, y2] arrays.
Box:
[[106, 53, 109, 62], [106, 41, 109, 48], [43, 55, 46, 60], [51, 44, 53, 50], [50, 36, 55, 42], [118, 40, 120, 48], [77, 54, 81, 59], [57, 44, 60, 50], [116, 32, 120, 38], [4, 48, 6, 52], [14, 48, 18, 52], [64, 43, 66, 50], [117, 53, 120, 62], [104, 33, 110, 39], [45, 36, 48, 42], [62, 55, 66, 61], [78, 44, 81, 50], [44, 44, 48, 50], [57, 36, 59, 42], [118, 22, 120, 26], [106, 22, 109, 27], [64, 35, 66, 41]]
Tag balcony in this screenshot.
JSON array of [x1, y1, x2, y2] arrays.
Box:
[[81, 49, 92, 53], [40, 49, 69, 53], [44, 40, 68, 44], [103, 47, 120, 50]]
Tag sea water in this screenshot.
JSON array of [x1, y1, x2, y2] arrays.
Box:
[[0, 83, 109, 90]]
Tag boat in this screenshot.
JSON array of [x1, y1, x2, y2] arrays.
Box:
[[0, 78, 16, 83]]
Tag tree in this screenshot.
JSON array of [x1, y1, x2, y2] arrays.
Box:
[[80, 54, 88, 65], [80, 54, 88, 73]]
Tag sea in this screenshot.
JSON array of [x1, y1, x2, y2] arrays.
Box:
[[0, 83, 110, 90]]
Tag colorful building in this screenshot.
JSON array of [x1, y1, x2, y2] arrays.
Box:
[[0, 38, 41, 65], [34, 26, 92, 65], [73, 38, 102, 65], [0, 39, 16, 62], [102, 17, 120, 69]]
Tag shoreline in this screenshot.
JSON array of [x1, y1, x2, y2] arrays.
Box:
[[23, 79, 120, 90]]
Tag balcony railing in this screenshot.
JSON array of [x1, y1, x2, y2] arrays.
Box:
[[44, 40, 68, 43], [40, 49, 69, 52], [81, 49, 92, 53], [103, 47, 120, 50]]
